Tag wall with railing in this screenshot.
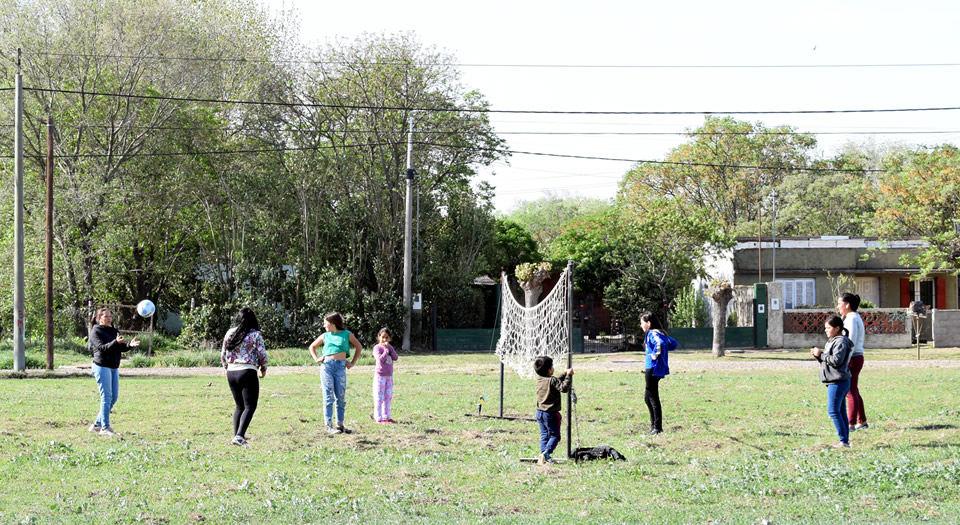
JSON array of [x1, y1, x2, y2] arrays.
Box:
[[782, 308, 910, 348]]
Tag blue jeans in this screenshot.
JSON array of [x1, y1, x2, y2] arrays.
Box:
[[536, 410, 561, 458], [826, 379, 851, 444], [92, 364, 119, 428], [321, 359, 347, 425]]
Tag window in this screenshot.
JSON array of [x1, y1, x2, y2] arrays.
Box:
[[777, 279, 816, 309], [916, 279, 934, 309]]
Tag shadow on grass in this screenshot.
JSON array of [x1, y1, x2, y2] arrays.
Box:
[[910, 424, 958, 431], [874, 441, 958, 449], [758, 430, 817, 438]]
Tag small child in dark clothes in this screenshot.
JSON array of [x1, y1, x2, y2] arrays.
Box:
[[533, 355, 573, 464]]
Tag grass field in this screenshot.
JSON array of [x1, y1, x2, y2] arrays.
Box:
[[1, 351, 958, 524]]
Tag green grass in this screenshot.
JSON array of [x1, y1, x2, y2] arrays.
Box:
[[0, 353, 958, 523]]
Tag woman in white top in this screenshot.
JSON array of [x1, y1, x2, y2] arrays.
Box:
[[837, 293, 868, 431]]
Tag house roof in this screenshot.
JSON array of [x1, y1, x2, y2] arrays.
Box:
[[734, 236, 928, 251], [472, 275, 497, 286]]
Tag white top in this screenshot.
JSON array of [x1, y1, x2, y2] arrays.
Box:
[[844, 312, 865, 357]]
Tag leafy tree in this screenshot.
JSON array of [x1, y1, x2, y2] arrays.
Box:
[[772, 153, 875, 237], [866, 145, 960, 275], [549, 206, 620, 295], [621, 116, 816, 236], [506, 195, 611, 251], [482, 218, 541, 278], [603, 198, 732, 326]]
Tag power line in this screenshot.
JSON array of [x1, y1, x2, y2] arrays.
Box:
[[4, 121, 958, 136], [19, 52, 960, 69], [0, 142, 398, 159], [418, 141, 886, 173], [0, 136, 889, 173], [22, 86, 960, 116]]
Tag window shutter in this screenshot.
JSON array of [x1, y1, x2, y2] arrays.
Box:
[[935, 277, 946, 309], [900, 279, 911, 307]]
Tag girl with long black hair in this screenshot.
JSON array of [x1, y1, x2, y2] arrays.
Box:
[[221, 307, 268, 446], [640, 311, 677, 435]]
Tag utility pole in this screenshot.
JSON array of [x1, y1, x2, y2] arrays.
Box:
[[772, 190, 777, 282], [46, 116, 55, 370], [402, 118, 415, 351], [13, 49, 26, 371]]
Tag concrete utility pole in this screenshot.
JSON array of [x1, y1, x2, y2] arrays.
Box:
[[13, 49, 26, 371], [402, 118, 415, 351], [46, 117, 55, 370]]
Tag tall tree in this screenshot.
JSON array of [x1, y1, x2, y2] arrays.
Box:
[[867, 145, 960, 275], [621, 116, 816, 236], [507, 195, 611, 252]]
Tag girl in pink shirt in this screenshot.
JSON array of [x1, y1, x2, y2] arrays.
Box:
[[372, 327, 399, 423]]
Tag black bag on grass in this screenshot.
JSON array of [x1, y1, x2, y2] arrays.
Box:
[[572, 445, 627, 461]]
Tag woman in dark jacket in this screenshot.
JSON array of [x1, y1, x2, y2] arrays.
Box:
[[811, 315, 853, 448], [88, 308, 139, 436]]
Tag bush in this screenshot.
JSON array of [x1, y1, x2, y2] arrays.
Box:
[[672, 286, 708, 328], [435, 285, 485, 329]]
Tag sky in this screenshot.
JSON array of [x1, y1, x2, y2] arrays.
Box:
[[261, 0, 960, 213]]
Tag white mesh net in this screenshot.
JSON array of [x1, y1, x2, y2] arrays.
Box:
[[495, 266, 571, 380]]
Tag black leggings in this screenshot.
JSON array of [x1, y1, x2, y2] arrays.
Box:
[[644, 368, 663, 431], [227, 369, 259, 438]]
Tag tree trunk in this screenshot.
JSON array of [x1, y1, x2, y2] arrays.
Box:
[[709, 283, 734, 358], [519, 269, 549, 308], [521, 283, 543, 308]]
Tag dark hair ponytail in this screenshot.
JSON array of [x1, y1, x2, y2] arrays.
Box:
[[839, 292, 861, 312], [641, 312, 667, 335], [826, 315, 849, 337]]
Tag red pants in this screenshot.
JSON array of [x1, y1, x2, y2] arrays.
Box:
[[846, 355, 867, 426]]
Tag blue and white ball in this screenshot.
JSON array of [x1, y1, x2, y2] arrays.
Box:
[[136, 299, 156, 318]]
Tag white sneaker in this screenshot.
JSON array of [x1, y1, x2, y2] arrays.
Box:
[[88, 423, 102, 433], [325, 424, 340, 435], [231, 435, 247, 446], [99, 427, 116, 436], [537, 453, 546, 465]]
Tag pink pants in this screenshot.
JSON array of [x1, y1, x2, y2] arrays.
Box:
[[373, 375, 394, 421]]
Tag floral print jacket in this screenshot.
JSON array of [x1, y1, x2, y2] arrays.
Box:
[[220, 329, 268, 369]]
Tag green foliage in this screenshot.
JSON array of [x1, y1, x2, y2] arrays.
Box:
[[622, 116, 817, 236], [0, 3, 506, 345], [514, 261, 552, 283], [727, 310, 739, 327], [867, 145, 960, 275], [671, 286, 708, 328], [506, 195, 611, 251], [433, 285, 485, 329], [774, 153, 875, 237], [482, 219, 541, 277], [827, 272, 856, 302]]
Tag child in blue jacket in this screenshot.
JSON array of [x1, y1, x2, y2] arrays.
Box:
[[641, 312, 677, 435]]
